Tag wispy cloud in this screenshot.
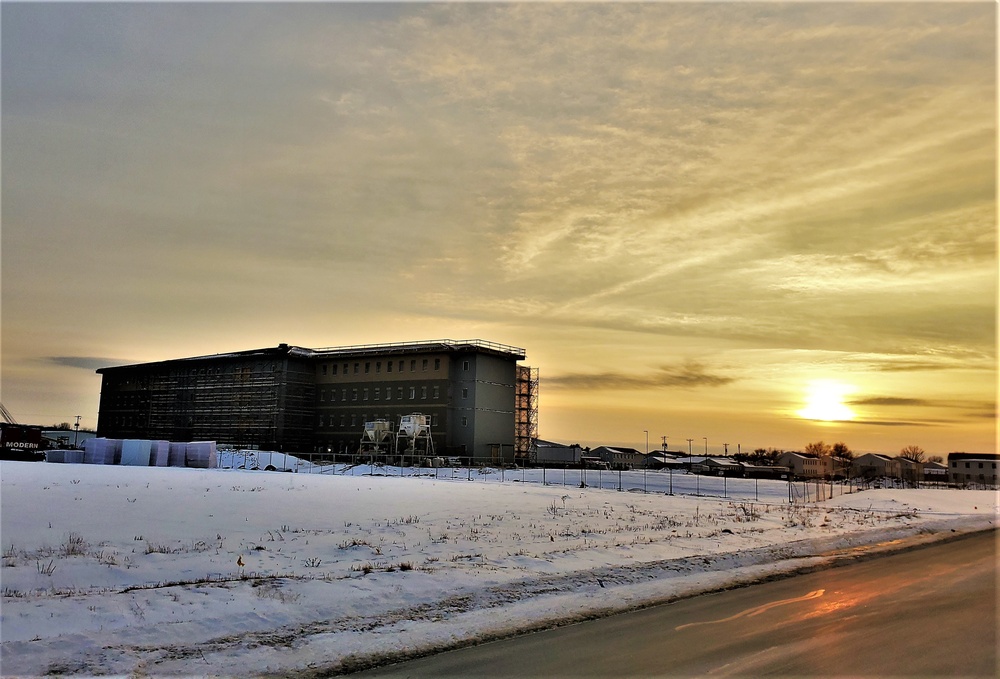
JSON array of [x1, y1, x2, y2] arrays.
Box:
[[44, 357, 128, 371], [546, 361, 734, 391]]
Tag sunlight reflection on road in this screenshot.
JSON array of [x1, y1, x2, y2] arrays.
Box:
[[675, 589, 825, 631]]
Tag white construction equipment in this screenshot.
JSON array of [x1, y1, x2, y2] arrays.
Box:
[[359, 419, 394, 462], [395, 413, 434, 464]]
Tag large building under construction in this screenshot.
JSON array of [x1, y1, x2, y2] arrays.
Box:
[[96, 340, 537, 464]]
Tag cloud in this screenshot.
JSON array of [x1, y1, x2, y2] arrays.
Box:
[[546, 361, 734, 391], [851, 397, 930, 407], [44, 357, 128, 371], [849, 420, 937, 428]]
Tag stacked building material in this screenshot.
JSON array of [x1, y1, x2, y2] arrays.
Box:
[[120, 439, 153, 466], [167, 442, 187, 467], [185, 441, 217, 468], [83, 438, 121, 464], [151, 440, 171, 467], [45, 450, 85, 464]]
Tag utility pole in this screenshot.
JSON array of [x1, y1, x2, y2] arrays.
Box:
[[74, 415, 82, 448], [661, 435, 668, 451], [723, 442, 729, 456]]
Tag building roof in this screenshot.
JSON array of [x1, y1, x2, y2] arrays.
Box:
[[947, 452, 1000, 462], [310, 339, 525, 361], [535, 439, 581, 450], [702, 457, 742, 467], [595, 446, 644, 455], [97, 339, 526, 373]]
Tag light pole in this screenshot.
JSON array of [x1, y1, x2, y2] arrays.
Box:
[[723, 442, 729, 457], [643, 430, 648, 493], [703, 437, 708, 456], [73, 415, 81, 449]]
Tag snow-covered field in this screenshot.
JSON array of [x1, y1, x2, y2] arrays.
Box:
[[1, 460, 996, 677]]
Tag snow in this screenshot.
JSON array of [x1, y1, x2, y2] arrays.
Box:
[[1, 460, 996, 676]]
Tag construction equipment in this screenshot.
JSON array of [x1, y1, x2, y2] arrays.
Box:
[[395, 413, 434, 465], [0, 403, 18, 425]]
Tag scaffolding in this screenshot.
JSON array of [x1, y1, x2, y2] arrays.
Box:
[[515, 365, 538, 464]]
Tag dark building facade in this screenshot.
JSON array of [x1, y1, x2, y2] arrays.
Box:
[[96, 340, 533, 463]]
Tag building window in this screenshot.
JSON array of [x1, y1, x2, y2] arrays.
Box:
[[410, 359, 416, 372], [409, 387, 416, 399], [343, 363, 348, 374], [463, 360, 470, 371], [363, 388, 369, 401], [434, 358, 440, 370], [320, 390, 326, 402], [433, 386, 439, 399], [365, 362, 371, 374], [462, 388, 469, 399], [387, 361, 393, 373], [351, 415, 357, 427], [342, 388, 347, 400], [340, 415, 346, 427], [462, 417, 468, 427], [352, 389, 359, 401], [322, 365, 328, 376], [376, 362, 381, 373], [374, 388, 381, 401], [332, 364, 338, 376], [385, 389, 391, 402], [422, 359, 428, 371], [398, 360, 404, 372], [397, 387, 403, 400], [421, 386, 427, 399]]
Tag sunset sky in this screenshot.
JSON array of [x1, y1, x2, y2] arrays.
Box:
[[2, 2, 995, 456]]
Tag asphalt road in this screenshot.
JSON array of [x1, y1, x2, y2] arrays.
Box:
[[353, 530, 997, 678]]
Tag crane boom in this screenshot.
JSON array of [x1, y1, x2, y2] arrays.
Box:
[[0, 403, 18, 425]]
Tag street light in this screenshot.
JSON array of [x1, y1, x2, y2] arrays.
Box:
[[703, 437, 708, 456], [74, 415, 81, 449]]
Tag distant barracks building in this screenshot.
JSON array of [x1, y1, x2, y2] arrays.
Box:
[[96, 340, 538, 464]]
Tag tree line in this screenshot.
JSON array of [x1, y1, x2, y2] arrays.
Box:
[[732, 442, 942, 465]]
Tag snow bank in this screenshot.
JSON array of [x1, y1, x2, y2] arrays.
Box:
[[1, 461, 995, 677]]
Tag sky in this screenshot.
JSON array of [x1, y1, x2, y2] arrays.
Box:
[[2, 1, 996, 456]]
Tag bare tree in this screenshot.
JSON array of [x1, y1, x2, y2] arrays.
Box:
[[804, 441, 832, 456], [899, 445, 925, 463], [928, 455, 944, 464], [831, 442, 853, 461]]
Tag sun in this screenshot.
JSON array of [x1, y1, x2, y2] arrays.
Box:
[[797, 380, 856, 422]]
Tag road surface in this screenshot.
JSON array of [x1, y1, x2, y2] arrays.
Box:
[[352, 530, 997, 677]]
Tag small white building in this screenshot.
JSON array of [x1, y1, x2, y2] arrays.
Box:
[[776, 452, 833, 479], [533, 439, 584, 466], [592, 446, 646, 470], [851, 453, 900, 480], [947, 453, 999, 486]]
